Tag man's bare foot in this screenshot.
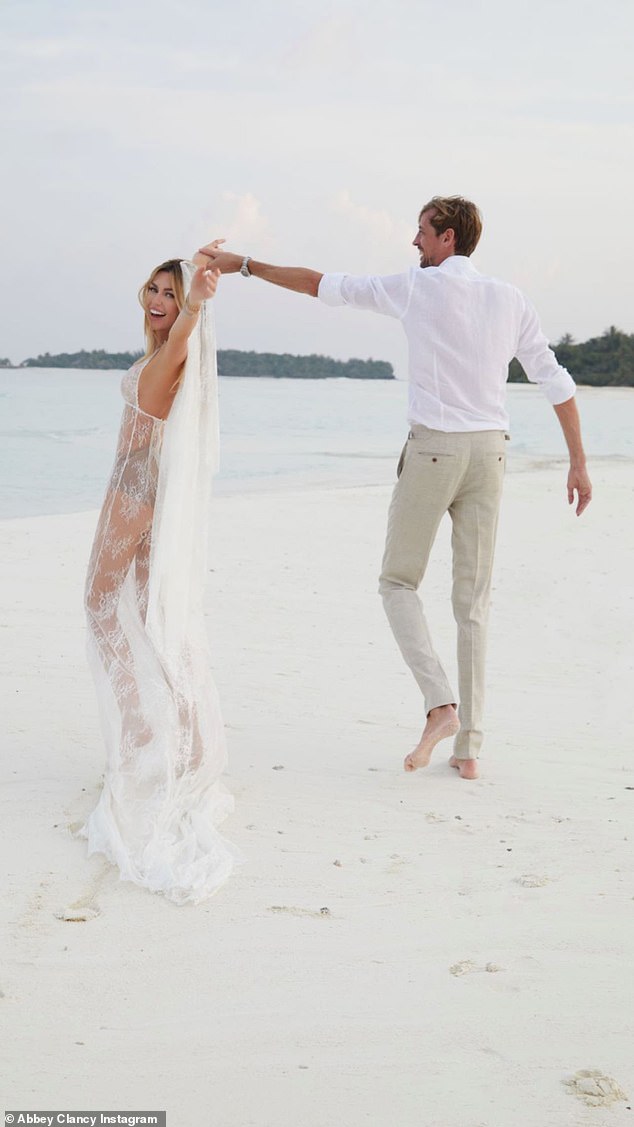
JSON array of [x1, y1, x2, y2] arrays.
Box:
[[404, 705, 460, 772], [449, 755, 479, 780]]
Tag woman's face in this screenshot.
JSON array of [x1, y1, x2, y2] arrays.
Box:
[[145, 270, 179, 336]]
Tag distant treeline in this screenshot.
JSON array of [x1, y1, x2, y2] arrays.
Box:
[[15, 349, 144, 371], [510, 327, 634, 387], [218, 350, 393, 379], [6, 327, 634, 385], [14, 349, 394, 379]]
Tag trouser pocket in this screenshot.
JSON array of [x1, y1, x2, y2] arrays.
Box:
[[396, 440, 408, 479]]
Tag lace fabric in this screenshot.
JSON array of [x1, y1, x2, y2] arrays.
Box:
[[82, 263, 240, 904]]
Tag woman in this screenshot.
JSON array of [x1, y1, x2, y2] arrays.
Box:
[[82, 245, 241, 904]]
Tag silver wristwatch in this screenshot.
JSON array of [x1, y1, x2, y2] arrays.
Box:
[[240, 256, 252, 278]]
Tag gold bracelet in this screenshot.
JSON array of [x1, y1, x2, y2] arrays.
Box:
[[182, 297, 202, 318]]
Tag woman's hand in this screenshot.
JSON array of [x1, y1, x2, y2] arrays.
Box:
[[188, 265, 221, 306], [197, 246, 244, 274], [191, 239, 225, 268]]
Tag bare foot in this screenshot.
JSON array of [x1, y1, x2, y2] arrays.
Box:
[[404, 705, 460, 772], [449, 755, 479, 780]]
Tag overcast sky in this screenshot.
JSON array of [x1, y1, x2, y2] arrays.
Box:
[[2, 0, 633, 373]]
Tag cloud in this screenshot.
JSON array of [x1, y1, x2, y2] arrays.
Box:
[[330, 191, 412, 250], [280, 15, 359, 74], [4, 36, 85, 60], [219, 192, 274, 246], [2, 0, 634, 360], [186, 193, 274, 255]]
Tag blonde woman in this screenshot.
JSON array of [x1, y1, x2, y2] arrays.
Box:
[[82, 243, 241, 903]]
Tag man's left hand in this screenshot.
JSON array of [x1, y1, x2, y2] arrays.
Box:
[[567, 465, 592, 516]]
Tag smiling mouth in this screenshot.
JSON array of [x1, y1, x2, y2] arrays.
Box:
[[149, 309, 166, 318]]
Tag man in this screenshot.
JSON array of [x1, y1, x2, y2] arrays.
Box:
[[200, 195, 592, 780]]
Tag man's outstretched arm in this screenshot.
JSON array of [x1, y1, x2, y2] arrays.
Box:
[[198, 246, 322, 297], [553, 396, 592, 516]]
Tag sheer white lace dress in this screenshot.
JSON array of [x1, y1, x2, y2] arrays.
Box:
[[82, 266, 240, 904]]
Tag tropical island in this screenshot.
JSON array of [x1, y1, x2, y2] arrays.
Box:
[[509, 326, 634, 387], [7, 349, 394, 380], [2, 326, 634, 385]]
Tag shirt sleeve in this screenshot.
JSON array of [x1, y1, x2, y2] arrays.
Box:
[[318, 271, 414, 320], [515, 297, 576, 404]]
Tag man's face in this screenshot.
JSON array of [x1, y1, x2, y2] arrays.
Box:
[[413, 209, 455, 268]]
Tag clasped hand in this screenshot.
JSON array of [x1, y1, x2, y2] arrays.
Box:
[[195, 239, 243, 274], [189, 239, 224, 304]]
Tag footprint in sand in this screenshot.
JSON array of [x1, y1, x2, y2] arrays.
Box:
[[269, 905, 332, 919], [55, 861, 110, 923], [56, 897, 101, 923], [450, 960, 476, 976], [450, 960, 506, 976], [17, 878, 53, 931], [563, 1069, 628, 1107], [386, 854, 405, 873], [515, 873, 550, 888]]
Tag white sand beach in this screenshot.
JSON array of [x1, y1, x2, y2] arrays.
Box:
[[2, 460, 633, 1126]]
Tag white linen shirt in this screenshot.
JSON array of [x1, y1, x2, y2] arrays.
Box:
[[318, 256, 576, 432]]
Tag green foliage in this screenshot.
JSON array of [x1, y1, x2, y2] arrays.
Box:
[[507, 359, 528, 384], [18, 348, 394, 378], [0, 357, 12, 367], [21, 349, 143, 370], [217, 350, 393, 379], [508, 327, 634, 387], [15, 328, 634, 385]]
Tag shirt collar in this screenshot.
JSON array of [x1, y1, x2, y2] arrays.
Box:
[[435, 255, 479, 276]]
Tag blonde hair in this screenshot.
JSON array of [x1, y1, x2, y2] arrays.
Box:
[[138, 259, 185, 359], [420, 196, 483, 257]]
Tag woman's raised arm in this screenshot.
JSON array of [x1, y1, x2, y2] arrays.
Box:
[[138, 264, 220, 419]]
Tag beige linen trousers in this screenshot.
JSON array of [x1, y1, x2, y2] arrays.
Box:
[[379, 424, 507, 760]]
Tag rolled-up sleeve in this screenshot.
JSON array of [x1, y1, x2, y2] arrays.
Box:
[[516, 298, 577, 404], [318, 270, 413, 320], [317, 273, 348, 307]]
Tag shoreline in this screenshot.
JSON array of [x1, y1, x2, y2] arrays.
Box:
[[1, 448, 632, 525], [0, 462, 575, 526]]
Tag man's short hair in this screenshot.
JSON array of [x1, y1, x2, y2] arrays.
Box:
[[420, 196, 483, 257]]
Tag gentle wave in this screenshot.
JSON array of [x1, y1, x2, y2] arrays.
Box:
[[0, 372, 632, 519], [1, 426, 104, 441]]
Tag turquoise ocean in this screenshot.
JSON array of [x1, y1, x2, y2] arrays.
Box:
[[0, 371, 632, 519]]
